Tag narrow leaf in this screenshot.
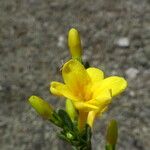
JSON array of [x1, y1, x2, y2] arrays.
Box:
[[58, 109, 74, 131]]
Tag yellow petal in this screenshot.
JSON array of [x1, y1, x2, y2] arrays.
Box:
[[87, 106, 109, 127], [96, 89, 112, 99], [50, 81, 79, 101], [74, 102, 99, 112], [87, 111, 97, 127], [93, 76, 127, 98], [62, 59, 91, 98], [86, 67, 104, 83], [87, 98, 110, 119], [86, 90, 111, 111], [89, 89, 112, 107], [87, 96, 111, 107]]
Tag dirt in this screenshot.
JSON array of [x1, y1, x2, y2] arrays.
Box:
[[0, 0, 150, 150]]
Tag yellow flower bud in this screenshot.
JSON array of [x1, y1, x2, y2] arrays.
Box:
[[68, 28, 82, 62], [28, 95, 53, 119], [106, 119, 118, 145], [65, 99, 77, 121]]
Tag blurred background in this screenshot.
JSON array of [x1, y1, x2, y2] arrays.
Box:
[[0, 0, 150, 150]]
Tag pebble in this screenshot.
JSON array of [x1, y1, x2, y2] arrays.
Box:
[[116, 37, 130, 48], [57, 35, 65, 48], [125, 68, 139, 79], [129, 91, 136, 97]]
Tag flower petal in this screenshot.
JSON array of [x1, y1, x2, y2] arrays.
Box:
[[50, 81, 79, 101], [62, 59, 91, 98], [87, 106, 109, 127], [86, 67, 104, 83], [87, 111, 97, 127], [74, 102, 99, 112], [93, 76, 127, 98], [87, 96, 111, 107]]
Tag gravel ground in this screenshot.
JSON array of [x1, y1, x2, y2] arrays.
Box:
[[0, 0, 150, 150]]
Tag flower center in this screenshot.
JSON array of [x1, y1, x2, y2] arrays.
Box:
[[74, 83, 93, 102]]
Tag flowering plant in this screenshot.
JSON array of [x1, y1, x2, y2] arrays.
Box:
[[28, 28, 127, 150]]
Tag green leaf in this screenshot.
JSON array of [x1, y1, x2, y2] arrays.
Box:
[[58, 109, 74, 131], [80, 124, 92, 143], [49, 111, 62, 127]]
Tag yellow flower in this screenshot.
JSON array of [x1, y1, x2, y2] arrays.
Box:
[[50, 59, 127, 128]]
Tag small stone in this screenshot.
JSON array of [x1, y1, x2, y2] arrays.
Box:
[[125, 68, 139, 79], [129, 91, 135, 97], [57, 35, 65, 48], [115, 37, 130, 48]]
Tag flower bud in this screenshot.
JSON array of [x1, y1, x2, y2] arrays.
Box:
[[28, 95, 53, 119], [66, 99, 77, 121], [68, 28, 82, 62], [106, 119, 118, 145], [66, 132, 74, 140]]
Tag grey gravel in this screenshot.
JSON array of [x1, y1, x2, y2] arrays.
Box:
[[0, 0, 150, 150], [125, 68, 139, 79]]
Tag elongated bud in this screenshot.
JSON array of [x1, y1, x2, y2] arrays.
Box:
[[66, 99, 77, 121], [106, 119, 118, 145], [28, 95, 53, 119], [68, 28, 82, 62]]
